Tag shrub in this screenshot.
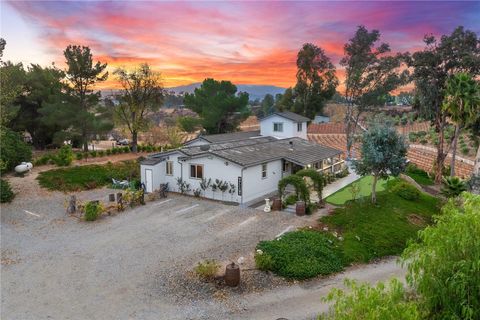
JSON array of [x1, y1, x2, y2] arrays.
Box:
[[146, 145, 153, 152], [89, 150, 97, 158], [106, 149, 112, 156], [34, 154, 53, 166], [405, 164, 433, 186], [416, 131, 427, 137], [283, 194, 297, 206], [97, 150, 105, 157], [256, 230, 343, 280], [54, 145, 74, 166], [461, 146, 470, 155], [0, 179, 15, 203], [254, 251, 274, 271], [122, 146, 130, 153], [402, 193, 480, 320], [111, 148, 118, 155], [320, 278, 421, 320], [84, 201, 102, 221], [75, 153, 83, 160], [408, 132, 418, 142], [419, 138, 428, 145], [194, 260, 220, 280], [193, 188, 202, 197], [391, 181, 420, 201], [441, 176, 467, 198], [0, 128, 32, 173], [335, 167, 349, 179]]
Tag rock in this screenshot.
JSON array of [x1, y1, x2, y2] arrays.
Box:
[[237, 256, 245, 265]]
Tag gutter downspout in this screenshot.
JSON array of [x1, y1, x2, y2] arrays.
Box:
[[240, 167, 245, 205], [177, 158, 184, 191]]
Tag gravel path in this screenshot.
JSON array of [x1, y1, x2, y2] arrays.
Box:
[[1, 178, 405, 320]]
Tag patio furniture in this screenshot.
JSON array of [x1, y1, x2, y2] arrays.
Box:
[[112, 178, 129, 189], [159, 183, 169, 198]]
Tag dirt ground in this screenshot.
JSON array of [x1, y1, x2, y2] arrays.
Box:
[[1, 170, 405, 320]]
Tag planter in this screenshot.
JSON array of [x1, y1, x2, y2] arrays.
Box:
[[272, 198, 282, 211], [296, 201, 306, 216], [224, 262, 240, 287]]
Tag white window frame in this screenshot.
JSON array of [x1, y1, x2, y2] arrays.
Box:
[[190, 164, 204, 179], [297, 122, 303, 132], [261, 163, 267, 179], [166, 161, 173, 175], [273, 122, 283, 132]]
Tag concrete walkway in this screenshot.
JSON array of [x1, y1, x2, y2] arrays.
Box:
[[323, 165, 361, 199]]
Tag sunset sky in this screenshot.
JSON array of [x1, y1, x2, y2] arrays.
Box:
[[2, 1, 479, 89]]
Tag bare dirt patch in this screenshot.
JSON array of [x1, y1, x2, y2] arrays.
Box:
[[408, 213, 426, 227]]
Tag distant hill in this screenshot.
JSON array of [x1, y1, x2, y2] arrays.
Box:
[[166, 83, 286, 101]]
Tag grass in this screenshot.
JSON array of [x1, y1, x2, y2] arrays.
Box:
[[325, 175, 390, 205], [405, 165, 434, 186], [321, 179, 440, 264], [37, 160, 139, 192], [257, 179, 440, 279]]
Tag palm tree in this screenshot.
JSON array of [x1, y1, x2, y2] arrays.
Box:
[[442, 73, 480, 176]]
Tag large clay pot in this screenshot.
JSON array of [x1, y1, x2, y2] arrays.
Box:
[[296, 201, 306, 216]]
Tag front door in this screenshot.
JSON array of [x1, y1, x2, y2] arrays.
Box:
[[145, 169, 153, 193]]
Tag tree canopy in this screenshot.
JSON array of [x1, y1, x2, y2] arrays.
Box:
[[353, 121, 408, 203], [184, 78, 250, 134], [114, 63, 164, 152], [409, 26, 480, 182], [341, 26, 409, 158]]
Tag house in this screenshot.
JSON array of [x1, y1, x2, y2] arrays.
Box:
[[313, 115, 330, 124], [140, 112, 344, 205]]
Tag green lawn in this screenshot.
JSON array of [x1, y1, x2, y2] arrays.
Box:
[[37, 160, 139, 192], [405, 165, 434, 186], [256, 179, 440, 279], [325, 175, 390, 205]]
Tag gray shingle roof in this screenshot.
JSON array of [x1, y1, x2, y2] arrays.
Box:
[[260, 111, 310, 123], [212, 137, 341, 167], [186, 130, 261, 145], [142, 136, 342, 168]]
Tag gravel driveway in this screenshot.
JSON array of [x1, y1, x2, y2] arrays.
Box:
[[1, 184, 405, 320]]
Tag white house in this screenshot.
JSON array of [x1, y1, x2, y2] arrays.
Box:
[[259, 111, 308, 140], [141, 112, 344, 206]]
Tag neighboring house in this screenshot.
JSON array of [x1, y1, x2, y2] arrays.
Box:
[[141, 111, 344, 205], [259, 111, 309, 140], [313, 115, 330, 124]]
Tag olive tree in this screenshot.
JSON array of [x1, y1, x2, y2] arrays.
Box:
[[353, 121, 408, 203]]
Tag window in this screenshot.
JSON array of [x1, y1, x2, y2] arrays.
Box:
[[261, 163, 267, 179], [166, 161, 173, 175], [282, 160, 290, 172], [273, 122, 283, 132], [190, 164, 203, 179], [297, 122, 303, 132]]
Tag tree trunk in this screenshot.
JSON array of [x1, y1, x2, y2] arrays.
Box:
[[474, 144, 480, 177], [450, 125, 460, 177], [434, 114, 447, 184], [83, 140, 89, 152], [131, 131, 138, 153], [371, 175, 378, 204]]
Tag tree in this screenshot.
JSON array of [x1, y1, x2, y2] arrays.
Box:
[[276, 87, 295, 111], [341, 26, 409, 159], [442, 73, 480, 176], [11, 64, 65, 148], [0, 127, 32, 173], [409, 26, 480, 183], [293, 43, 338, 119], [177, 116, 200, 133], [114, 63, 164, 152], [260, 93, 275, 117], [402, 193, 480, 320], [63, 45, 110, 151], [0, 61, 25, 127], [184, 78, 250, 134], [353, 121, 408, 203]]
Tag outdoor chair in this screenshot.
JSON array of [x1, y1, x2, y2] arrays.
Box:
[[112, 178, 129, 189], [159, 183, 169, 198]]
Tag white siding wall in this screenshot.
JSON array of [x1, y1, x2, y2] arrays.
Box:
[[242, 160, 283, 203], [260, 115, 307, 140], [140, 163, 163, 192]]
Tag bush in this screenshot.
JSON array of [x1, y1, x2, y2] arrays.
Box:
[[106, 149, 112, 156], [461, 146, 470, 155], [320, 278, 421, 320], [111, 148, 118, 155], [402, 193, 480, 320], [335, 167, 349, 179], [441, 176, 467, 198], [419, 138, 428, 145], [0, 179, 15, 203], [0, 128, 32, 173], [34, 154, 53, 166], [89, 150, 97, 158], [408, 132, 418, 142], [283, 194, 297, 206], [54, 145, 74, 166], [391, 181, 420, 201], [122, 146, 130, 153], [256, 230, 344, 280], [405, 164, 433, 186], [254, 251, 274, 271], [194, 260, 220, 280], [75, 153, 83, 160], [84, 201, 102, 221]]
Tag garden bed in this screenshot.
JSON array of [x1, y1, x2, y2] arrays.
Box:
[[37, 160, 139, 192]]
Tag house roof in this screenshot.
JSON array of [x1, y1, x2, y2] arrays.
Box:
[[259, 111, 310, 123], [184, 130, 261, 145], [143, 136, 342, 168]]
